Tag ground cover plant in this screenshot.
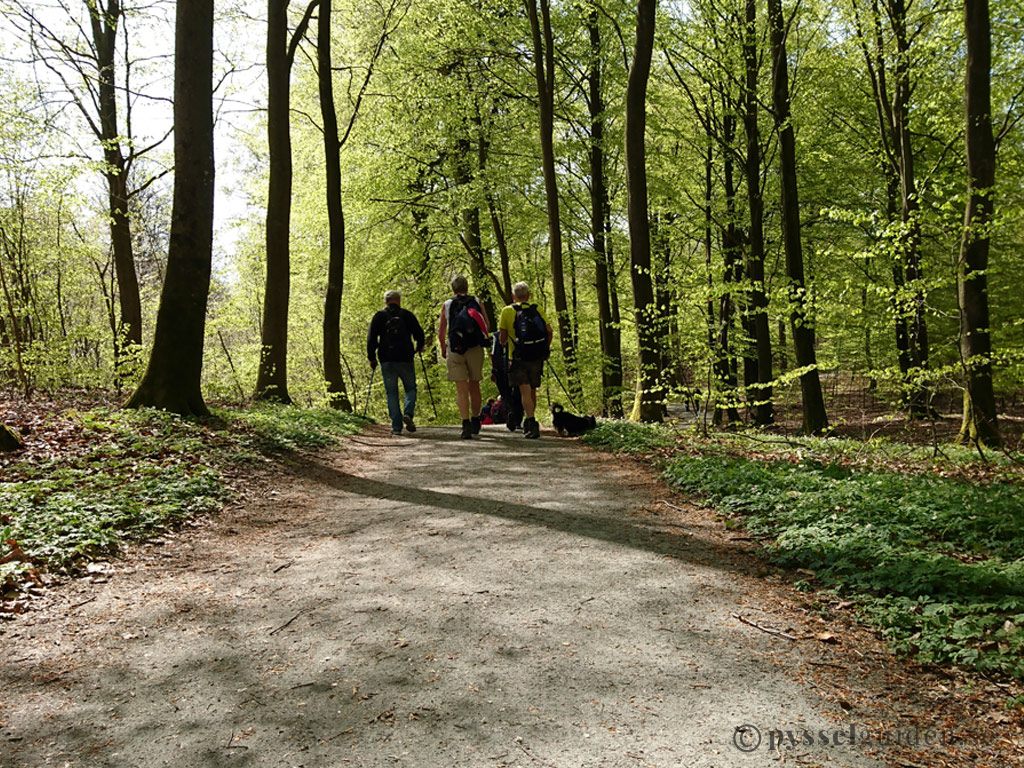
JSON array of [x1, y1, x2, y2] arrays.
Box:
[[0, 398, 365, 611], [582, 421, 1024, 682]]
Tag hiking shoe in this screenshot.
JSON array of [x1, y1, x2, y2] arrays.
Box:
[[461, 419, 473, 439], [525, 418, 540, 439], [471, 416, 481, 434], [403, 414, 416, 433], [390, 429, 402, 436]]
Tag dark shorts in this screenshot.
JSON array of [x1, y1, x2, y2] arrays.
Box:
[[509, 359, 544, 388]]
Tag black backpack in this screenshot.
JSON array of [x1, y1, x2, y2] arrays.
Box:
[[513, 303, 549, 361], [382, 305, 407, 353], [448, 295, 487, 355]]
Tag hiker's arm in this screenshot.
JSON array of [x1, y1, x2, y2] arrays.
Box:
[[411, 312, 426, 353], [438, 310, 448, 358]]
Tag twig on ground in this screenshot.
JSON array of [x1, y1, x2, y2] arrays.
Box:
[[731, 612, 799, 641], [269, 608, 311, 635], [272, 561, 293, 573], [516, 740, 560, 768], [659, 499, 688, 513]]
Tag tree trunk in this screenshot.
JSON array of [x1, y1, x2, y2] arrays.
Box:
[[0, 423, 23, 452], [255, 0, 295, 403], [625, 0, 662, 423], [90, 0, 143, 364], [455, 137, 496, 322], [318, 0, 352, 412], [957, 0, 999, 446], [715, 111, 741, 425], [743, 0, 774, 425], [126, 0, 213, 416], [589, 12, 618, 417], [767, 0, 827, 434], [587, 11, 623, 418], [891, 0, 930, 417], [525, 0, 581, 401]]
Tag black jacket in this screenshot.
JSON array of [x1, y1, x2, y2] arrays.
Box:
[[367, 305, 425, 364]]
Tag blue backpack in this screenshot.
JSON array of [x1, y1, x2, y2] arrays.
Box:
[[513, 304, 549, 361], [448, 295, 487, 355]]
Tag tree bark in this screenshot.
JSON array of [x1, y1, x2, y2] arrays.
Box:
[[625, 0, 663, 423], [587, 10, 623, 417], [126, 0, 213, 416], [743, 0, 774, 425], [89, 0, 143, 365], [0, 423, 24, 452], [525, 0, 581, 401], [957, 0, 999, 446], [255, 0, 298, 403], [767, 0, 827, 434], [715, 110, 741, 425], [318, 0, 352, 412]]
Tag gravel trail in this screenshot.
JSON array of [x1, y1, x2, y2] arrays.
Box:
[[1, 425, 910, 767]]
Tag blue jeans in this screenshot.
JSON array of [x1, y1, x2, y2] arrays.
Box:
[[380, 361, 417, 432]]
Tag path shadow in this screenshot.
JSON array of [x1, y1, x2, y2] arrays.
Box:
[[295, 442, 757, 579]]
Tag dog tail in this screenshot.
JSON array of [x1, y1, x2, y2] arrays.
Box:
[[552, 403, 564, 413]]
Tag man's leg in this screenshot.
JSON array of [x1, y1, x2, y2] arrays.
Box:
[[456, 381, 471, 419], [398, 362, 417, 432], [469, 380, 482, 418], [520, 383, 535, 419], [380, 363, 403, 434]]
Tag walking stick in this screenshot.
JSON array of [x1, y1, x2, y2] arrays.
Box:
[[362, 366, 376, 418], [418, 350, 438, 420]]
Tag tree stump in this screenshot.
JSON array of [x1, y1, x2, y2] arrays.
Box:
[[1, 424, 25, 452]]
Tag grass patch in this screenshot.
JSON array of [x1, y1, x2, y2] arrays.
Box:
[[0, 403, 366, 599], [580, 420, 675, 453], [586, 421, 1024, 680]]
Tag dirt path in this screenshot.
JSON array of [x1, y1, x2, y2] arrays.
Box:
[[0, 425, 1002, 767]]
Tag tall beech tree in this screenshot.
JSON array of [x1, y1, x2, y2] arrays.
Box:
[[586, 9, 624, 417], [317, 0, 351, 411], [957, 0, 999, 446], [767, 0, 828, 434], [625, 0, 663, 422], [742, 0, 773, 425], [851, 0, 931, 416], [126, 0, 213, 415], [524, 0, 581, 400], [255, 0, 317, 402]]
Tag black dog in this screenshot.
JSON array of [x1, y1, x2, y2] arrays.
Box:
[[551, 403, 597, 437]]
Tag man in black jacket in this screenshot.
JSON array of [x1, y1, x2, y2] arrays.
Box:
[[368, 290, 426, 435]]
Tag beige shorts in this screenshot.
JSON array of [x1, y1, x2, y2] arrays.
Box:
[[446, 346, 485, 382]]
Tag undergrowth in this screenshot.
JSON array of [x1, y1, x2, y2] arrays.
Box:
[[583, 422, 1024, 680], [0, 403, 365, 603]]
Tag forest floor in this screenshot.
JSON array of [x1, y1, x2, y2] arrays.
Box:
[[2, 422, 1022, 768]]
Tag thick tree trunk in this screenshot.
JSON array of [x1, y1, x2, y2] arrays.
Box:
[[767, 0, 827, 434], [126, 0, 213, 416], [625, 0, 663, 423], [525, 0, 581, 401], [255, 0, 294, 403], [957, 0, 999, 446], [743, 0, 774, 425], [318, 0, 352, 412], [0, 423, 23, 452]]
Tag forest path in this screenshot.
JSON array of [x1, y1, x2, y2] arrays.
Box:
[[2, 425, 923, 767]]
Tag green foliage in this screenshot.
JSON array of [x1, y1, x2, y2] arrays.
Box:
[[661, 451, 1024, 679], [580, 420, 674, 453], [0, 404, 366, 595]]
